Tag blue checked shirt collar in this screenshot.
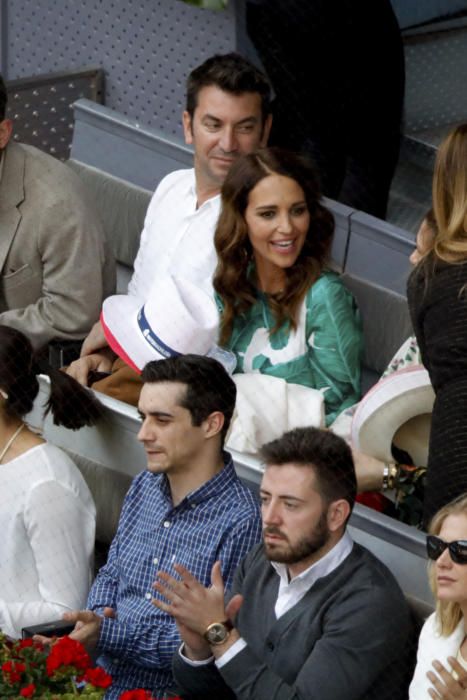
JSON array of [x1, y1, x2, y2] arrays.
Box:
[[157, 451, 238, 509]]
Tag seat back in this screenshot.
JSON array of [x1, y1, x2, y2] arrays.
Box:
[[346, 210, 415, 295], [67, 160, 151, 291], [341, 273, 414, 393]]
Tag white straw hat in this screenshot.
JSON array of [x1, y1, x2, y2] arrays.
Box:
[[351, 366, 435, 465], [102, 274, 220, 372]]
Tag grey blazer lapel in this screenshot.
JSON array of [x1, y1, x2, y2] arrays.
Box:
[[0, 143, 25, 272]]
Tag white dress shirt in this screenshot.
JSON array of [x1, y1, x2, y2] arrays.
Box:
[[127, 168, 221, 302]]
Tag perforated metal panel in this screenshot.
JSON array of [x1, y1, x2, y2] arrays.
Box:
[[5, 0, 237, 138], [404, 22, 467, 133], [6, 68, 103, 160]]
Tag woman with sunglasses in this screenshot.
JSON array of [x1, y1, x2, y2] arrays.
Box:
[[410, 495, 467, 698]]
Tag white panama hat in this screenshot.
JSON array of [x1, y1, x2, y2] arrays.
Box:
[[102, 274, 221, 373], [351, 366, 435, 465]]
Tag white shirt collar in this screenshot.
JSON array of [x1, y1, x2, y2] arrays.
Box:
[[271, 530, 354, 587], [188, 170, 221, 211]]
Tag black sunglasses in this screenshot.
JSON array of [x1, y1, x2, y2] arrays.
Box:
[[427, 535, 467, 564]]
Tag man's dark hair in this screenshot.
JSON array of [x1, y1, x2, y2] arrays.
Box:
[[141, 354, 236, 445], [0, 75, 7, 121], [186, 52, 271, 122], [260, 427, 357, 517]]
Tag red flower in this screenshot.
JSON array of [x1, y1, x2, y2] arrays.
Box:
[[18, 639, 34, 649], [119, 690, 155, 700], [46, 636, 91, 676], [2, 659, 26, 683], [19, 683, 36, 697], [83, 666, 113, 688]]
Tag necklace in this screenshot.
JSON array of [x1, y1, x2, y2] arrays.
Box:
[[0, 423, 25, 463]]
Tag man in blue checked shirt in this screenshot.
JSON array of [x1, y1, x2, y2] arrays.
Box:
[[60, 354, 262, 699]]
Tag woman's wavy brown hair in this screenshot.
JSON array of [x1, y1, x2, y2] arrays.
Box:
[[430, 123, 467, 264], [213, 147, 334, 345]]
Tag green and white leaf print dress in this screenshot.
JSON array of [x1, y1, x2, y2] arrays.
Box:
[[218, 271, 363, 426]]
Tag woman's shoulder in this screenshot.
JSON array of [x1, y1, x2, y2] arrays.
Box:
[[409, 261, 467, 327], [418, 611, 464, 650], [38, 441, 76, 464], [419, 611, 439, 639], [409, 255, 467, 292], [305, 270, 354, 306], [409, 612, 452, 700], [311, 269, 341, 287], [26, 443, 92, 497]]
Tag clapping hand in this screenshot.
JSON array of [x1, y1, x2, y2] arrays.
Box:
[[153, 561, 243, 661], [153, 561, 227, 635]]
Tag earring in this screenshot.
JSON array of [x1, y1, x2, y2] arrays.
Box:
[[0, 389, 8, 400]]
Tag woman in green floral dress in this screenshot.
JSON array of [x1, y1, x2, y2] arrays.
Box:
[[213, 147, 363, 426]]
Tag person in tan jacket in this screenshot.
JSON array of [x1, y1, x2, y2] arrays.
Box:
[[0, 74, 115, 350]]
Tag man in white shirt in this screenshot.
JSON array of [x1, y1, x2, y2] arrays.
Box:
[[155, 427, 413, 700], [67, 53, 272, 395]]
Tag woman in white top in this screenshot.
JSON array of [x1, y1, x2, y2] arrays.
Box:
[[410, 494, 467, 698], [0, 325, 101, 639]]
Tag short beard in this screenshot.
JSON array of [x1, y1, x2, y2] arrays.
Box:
[[263, 510, 330, 565]]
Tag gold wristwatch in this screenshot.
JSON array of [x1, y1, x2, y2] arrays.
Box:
[[203, 619, 233, 646]]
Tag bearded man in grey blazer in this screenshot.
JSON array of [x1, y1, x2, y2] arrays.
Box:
[[0, 75, 115, 350], [155, 427, 414, 700]]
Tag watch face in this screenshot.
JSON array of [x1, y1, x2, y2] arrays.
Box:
[[205, 622, 229, 645]]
